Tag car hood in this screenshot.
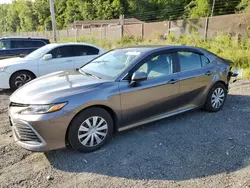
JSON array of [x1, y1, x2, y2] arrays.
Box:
[[10, 70, 107, 104], [0, 57, 31, 67]]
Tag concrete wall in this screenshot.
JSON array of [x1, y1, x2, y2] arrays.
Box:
[[170, 18, 207, 37], [143, 21, 167, 39], [2, 13, 250, 41], [207, 13, 250, 37], [124, 24, 143, 38]]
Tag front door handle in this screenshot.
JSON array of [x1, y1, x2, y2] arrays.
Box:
[[66, 60, 73, 62], [205, 71, 212, 76], [167, 79, 179, 84]]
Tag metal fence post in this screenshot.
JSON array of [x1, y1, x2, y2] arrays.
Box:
[[100, 25, 102, 40], [120, 14, 124, 38], [75, 28, 78, 42], [141, 23, 144, 40], [104, 26, 107, 39], [168, 19, 171, 35], [204, 17, 209, 40]]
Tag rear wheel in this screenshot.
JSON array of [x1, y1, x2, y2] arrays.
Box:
[[204, 83, 227, 112], [68, 107, 114, 152], [10, 71, 35, 90]]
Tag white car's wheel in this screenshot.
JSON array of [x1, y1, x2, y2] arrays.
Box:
[[10, 71, 35, 90]]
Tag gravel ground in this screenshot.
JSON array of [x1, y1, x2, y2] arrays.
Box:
[[1, 79, 250, 188]]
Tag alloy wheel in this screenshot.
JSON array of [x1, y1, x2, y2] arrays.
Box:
[[15, 74, 32, 88]]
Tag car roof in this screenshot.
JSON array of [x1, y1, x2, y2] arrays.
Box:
[[45, 42, 103, 49], [115, 45, 208, 55], [0, 37, 49, 41], [118, 45, 202, 51]]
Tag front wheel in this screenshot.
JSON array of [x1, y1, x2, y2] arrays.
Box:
[[68, 107, 114, 152], [204, 83, 227, 112]]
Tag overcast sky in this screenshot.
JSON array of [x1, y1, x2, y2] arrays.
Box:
[[0, 0, 12, 4]]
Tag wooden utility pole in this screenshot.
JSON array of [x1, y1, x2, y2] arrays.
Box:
[[49, 0, 57, 42]]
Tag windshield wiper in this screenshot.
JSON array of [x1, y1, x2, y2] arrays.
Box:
[[79, 69, 101, 79]]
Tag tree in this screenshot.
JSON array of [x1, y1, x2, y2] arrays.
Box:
[[237, 0, 250, 13], [64, 0, 83, 25], [16, 0, 38, 31], [0, 4, 8, 34], [54, 0, 67, 29], [185, 0, 241, 18], [93, 0, 123, 20], [185, 0, 210, 18], [0, 0, 246, 32], [125, 0, 189, 21], [81, 1, 97, 20], [6, 0, 21, 32], [33, 0, 51, 31]]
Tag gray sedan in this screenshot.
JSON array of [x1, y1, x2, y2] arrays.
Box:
[[9, 45, 234, 152]]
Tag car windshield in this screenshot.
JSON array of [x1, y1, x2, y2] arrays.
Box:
[[80, 48, 147, 80], [24, 44, 53, 60]]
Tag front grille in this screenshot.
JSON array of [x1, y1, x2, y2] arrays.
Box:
[[14, 123, 42, 143]]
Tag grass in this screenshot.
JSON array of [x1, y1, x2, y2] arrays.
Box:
[[59, 33, 250, 77]]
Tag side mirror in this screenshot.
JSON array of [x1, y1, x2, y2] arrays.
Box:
[[42, 54, 53, 61], [131, 71, 147, 83]]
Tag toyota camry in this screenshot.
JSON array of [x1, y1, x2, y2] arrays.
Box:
[[9, 45, 234, 152]]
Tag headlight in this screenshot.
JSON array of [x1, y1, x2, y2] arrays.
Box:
[[0, 66, 8, 72], [19, 102, 68, 115]]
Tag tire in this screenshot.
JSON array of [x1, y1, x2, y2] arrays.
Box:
[[68, 107, 114, 152], [10, 71, 35, 90], [204, 82, 227, 112]]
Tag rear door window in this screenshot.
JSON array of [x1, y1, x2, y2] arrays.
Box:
[[72, 45, 99, 56], [177, 52, 202, 72]]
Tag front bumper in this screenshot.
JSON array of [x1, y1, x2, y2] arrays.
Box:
[[0, 71, 11, 89], [9, 108, 74, 152]]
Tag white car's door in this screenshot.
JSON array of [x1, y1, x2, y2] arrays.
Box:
[[38, 46, 74, 76], [72, 45, 104, 69]]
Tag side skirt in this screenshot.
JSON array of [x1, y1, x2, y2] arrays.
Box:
[[118, 106, 197, 132]]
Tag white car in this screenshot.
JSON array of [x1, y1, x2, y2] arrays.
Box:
[[0, 43, 105, 90]]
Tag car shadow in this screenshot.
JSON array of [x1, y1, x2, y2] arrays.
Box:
[[45, 93, 250, 180]]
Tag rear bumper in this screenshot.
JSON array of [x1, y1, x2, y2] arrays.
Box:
[[0, 71, 11, 89]]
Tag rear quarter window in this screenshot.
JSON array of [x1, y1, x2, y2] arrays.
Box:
[[201, 55, 210, 66]]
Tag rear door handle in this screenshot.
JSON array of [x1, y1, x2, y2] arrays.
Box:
[[66, 60, 73, 62], [205, 71, 212, 76], [167, 79, 179, 84]]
